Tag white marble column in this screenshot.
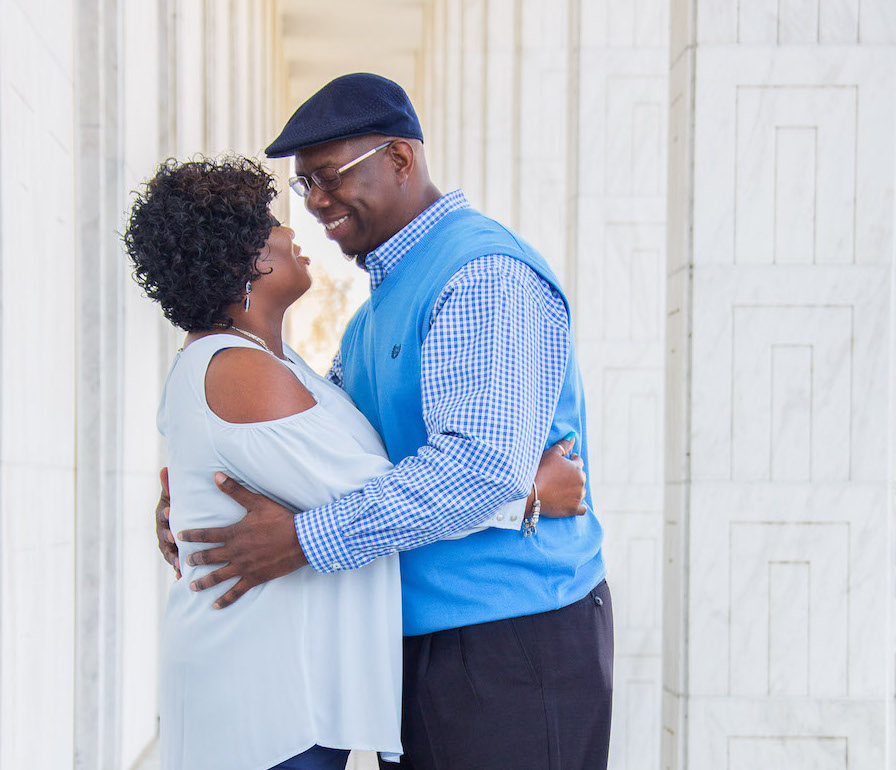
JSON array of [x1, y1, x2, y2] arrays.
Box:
[[73, 0, 128, 763], [0, 0, 289, 766], [664, 0, 896, 767], [0, 0, 79, 765], [576, 2, 669, 768]]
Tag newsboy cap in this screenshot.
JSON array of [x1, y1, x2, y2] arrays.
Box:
[[265, 73, 424, 158]]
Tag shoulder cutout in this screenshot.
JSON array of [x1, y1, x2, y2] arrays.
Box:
[[204, 347, 317, 424]]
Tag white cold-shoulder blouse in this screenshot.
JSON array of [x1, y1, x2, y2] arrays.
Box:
[[157, 334, 402, 770]]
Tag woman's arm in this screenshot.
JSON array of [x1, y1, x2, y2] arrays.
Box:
[[204, 347, 317, 423]]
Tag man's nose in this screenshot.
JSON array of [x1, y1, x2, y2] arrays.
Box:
[[304, 184, 330, 213]]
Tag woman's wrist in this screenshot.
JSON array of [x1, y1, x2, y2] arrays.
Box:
[[523, 482, 540, 537]]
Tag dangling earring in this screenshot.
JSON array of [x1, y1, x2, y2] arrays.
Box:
[[244, 280, 252, 311]]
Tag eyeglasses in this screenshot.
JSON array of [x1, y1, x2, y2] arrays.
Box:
[[288, 140, 393, 198]]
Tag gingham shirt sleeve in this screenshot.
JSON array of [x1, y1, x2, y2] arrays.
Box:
[[325, 350, 343, 387], [294, 255, 570, 573]]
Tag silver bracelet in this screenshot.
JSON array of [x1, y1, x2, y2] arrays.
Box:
[[523, 482, 540, 537]]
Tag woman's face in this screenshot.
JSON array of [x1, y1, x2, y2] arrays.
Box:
[[256, 219, 312, 305]]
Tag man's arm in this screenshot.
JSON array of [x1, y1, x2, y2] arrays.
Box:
[[183, 256, 571, 604]]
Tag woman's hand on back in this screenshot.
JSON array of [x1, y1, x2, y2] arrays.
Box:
[[532, 435, 587, 517]]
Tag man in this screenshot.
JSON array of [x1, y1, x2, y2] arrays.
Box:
[[167, 73, 612, 768]]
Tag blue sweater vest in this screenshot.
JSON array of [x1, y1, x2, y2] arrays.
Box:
[[340, 208, 605, 635]]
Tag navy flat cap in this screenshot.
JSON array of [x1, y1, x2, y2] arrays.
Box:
[[265, 73, 423, 158]]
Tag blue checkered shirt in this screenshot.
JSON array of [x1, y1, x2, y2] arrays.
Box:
[[295, 190, 571, 572]]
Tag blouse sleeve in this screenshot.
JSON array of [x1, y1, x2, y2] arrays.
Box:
[[208, 406, 394, 516]]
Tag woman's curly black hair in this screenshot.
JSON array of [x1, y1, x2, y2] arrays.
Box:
[[124, 156, 278, 331]]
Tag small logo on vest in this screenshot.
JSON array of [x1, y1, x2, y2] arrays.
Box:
[[390, 344, 402, 359]]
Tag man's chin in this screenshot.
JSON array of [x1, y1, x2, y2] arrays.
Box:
[[343, 250, 367, 269]]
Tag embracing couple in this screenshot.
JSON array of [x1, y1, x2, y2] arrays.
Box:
[[128, 73, 612, 770]]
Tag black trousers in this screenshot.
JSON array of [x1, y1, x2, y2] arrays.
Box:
[[380, 581, 613, 770]]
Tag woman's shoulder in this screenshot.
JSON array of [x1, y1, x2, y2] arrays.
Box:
[[204, 346, 317, 424]]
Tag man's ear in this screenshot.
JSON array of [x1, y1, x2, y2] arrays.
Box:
[[388, 139, 415, 184]]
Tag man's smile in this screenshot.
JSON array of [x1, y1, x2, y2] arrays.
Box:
[[323, 214, 349, 232]]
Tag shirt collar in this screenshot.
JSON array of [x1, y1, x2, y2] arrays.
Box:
[[364, 189, 469, 292]]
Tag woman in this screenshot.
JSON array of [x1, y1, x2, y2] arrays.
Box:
[[124, 157, 586, 770]]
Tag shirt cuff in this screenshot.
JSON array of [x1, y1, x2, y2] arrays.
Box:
[[492, 495, 526, 530], [294, 504, 358, 573], [441, 496, 526, 540]]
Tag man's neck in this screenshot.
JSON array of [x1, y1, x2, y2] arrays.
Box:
[[352, 184, 444, 267]]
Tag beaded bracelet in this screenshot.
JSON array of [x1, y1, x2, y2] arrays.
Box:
[[523, 482, 540, 537]]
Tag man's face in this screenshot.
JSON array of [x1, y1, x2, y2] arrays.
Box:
[[295, 137, 402, 261]]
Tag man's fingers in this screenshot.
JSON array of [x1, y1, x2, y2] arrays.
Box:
[[178, 526, 231, 544], [184, 544, 229, 566], [159, 467, 170, 501], [569, 452, 584, 469], [189, 563, 239, 592], [214, 472, 262, 509], [212, 577, 259, 610], [576, 503, 587, 516]]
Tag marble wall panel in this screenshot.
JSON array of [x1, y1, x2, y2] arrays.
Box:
[[665, 3, 895, 766], [728, 521, 848, 697], [609, 657, 663, 768], [460, 0, 485, 207], [482, 0, 515, 226], [734, 85, 856, 265], [860, 0, 896, 43], [575, 3, 669, 766], [581, 0, 669, 49], [605, 76, 666, 197], [689, 266, 888, 482], [602, 509, 663, 646], [728, 736, 847, 770], [694, 0, 872, 44], [602, 369, 664, 484], [685, 697, 884, 767], [738, 0, 859, 45], [731, 305, 851, 482], [684, 482, 886, 698], [578, 50, 668, 202], [603, 223, 665, 341], [694, 50, 894, 267], [516, 0, 569, 282]]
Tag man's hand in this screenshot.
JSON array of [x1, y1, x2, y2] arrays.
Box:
[[177, 472, 309, 609], [533, 434, 588, 517], [155, 467, 181, 579]]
